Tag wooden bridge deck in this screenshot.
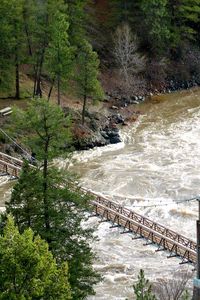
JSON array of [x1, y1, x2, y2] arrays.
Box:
[[0, 152, 23, 177], [0, 151, 197, 265]]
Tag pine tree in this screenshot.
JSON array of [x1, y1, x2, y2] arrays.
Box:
[[182, 290, 190, 300], [133, 269, 156, 300], [0, 0, 14, 93], [0, 0, 26, 98], [65, 0, 88, 47], [109, 0, 141, 27], [31, 0, 68, 98], [46, 11, 74, 105], [12, 0, 25, 99], [139, 0, 171, 55], [6, 99, 101, 299], [168, 0, 200, 47], [75, 40, 104, 125], [8, 161, 42, 229], [0, 215, 71, 299]]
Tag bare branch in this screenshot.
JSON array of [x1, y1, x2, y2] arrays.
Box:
[[113, 23, 146, 88], [153, 269, 193, 300]]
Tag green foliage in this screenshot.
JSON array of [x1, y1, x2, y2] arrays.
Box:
[[45, 10, 74, 104], [66, 0, 88, 47], [76, 40, 104, 100], [104, 0, 200, 60], [12, 99, 71, 161], [133, 269, 156, 300], [181, 289, 190, 300], [6, 167, 99, 299], [140, 0, 171, 54], [75, 40, 104, 124], [0, 215, 71, 300], [109, 0, 141, 28], [7, 161, 42, 229], [6, 166, 100, 299], [0, 0, 30, 97], [0, 0, 19, 92], [6, 99, 101, 299], [31, 0, 69, 97], [1, 0, 200, 98], [6, 165, 100, 299], [46, 11, 71, 78], [168, 0, 200, 47]]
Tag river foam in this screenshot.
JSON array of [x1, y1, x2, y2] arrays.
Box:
[[68, 89, 200, 299], [1, 88, 199, 299]]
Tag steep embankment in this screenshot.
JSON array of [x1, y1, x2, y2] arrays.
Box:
[[0, 73, 140, 155]]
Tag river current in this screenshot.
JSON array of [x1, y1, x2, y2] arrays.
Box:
[[1, 88, 200, 298]]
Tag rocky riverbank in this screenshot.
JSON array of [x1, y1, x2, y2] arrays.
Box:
[[76, 75, 200, 151], [0, 93, 141, 155], [63, 97, 140, 150], [1, 74, 199, 154]]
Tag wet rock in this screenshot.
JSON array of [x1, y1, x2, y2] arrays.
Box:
[[132, 95, 138, 101], [105, 127, 121, 144], [103, 95, 111, 102], [111, 105, 119, 110], [62, 103, 126, 151], [100, 130, 109, 139], [110, 113, 125, 124], [110, 136, 121, 144], [138, 95, 144, 101]]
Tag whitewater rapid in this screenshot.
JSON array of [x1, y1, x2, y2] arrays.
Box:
[[0, 176, 11, 212], [1, 88, 200, 299], [66, 88, 200, 299]]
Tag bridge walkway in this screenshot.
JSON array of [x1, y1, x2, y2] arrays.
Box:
[[0, 151, 197, 265]]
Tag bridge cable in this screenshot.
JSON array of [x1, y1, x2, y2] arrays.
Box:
[[131, 195, 199, 208], [0, 128, 34, 161]]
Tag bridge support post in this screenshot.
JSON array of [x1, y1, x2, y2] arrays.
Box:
[[193, 278, 200, 300], [193, 201, 200, 300]]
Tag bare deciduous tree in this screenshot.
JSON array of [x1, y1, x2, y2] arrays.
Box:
[[113, 23, 146, 94], [153, 269, 193, 300]]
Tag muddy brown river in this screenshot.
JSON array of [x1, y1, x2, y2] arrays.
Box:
[[1, 88, 200, 299]]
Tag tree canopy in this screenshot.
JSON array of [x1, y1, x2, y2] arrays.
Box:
[[75, 40, 104, 124], [6, 99, 101, 299], [0, 215, 71, 300]]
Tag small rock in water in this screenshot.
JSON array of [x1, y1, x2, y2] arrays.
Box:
[[111, 105, 119, 110], [110, 136, 121, 144]]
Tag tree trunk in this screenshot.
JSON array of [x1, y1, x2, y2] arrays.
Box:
[[193, 286, 200, 300], [57, 74, 61, 106], [82, 94, 87, 125], [35, 64, 42, 98], [33, 13, 48, 98], [48, 78, 55, 101], [23, 4, 33, 57], [43, 137, 51, 243], [33, 68, 38, 97], [34, 47, 45, 98], [42, 112, 51, 242], [24, 21, 32, 57], [34, 11, 49, 98], [15, 55, 20, 99]]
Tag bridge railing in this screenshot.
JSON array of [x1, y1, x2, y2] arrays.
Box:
[[0, 152, 23, 168], [0, 152, 197, 264], [85, 189, 197, 264], [0, 152, 24, 178]]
